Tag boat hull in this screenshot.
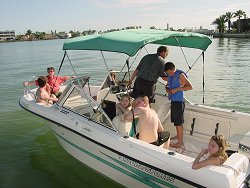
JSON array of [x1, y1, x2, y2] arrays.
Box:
[[46, 120, 203, 188], [19, 89, 250, 188]]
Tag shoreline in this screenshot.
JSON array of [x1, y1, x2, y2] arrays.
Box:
[[0, 38, 60, 43], [1, 32, 250, 44], [212, 33, 250, 38]]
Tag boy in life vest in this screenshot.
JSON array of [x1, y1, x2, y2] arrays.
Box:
[[163, 62, 193, 148]]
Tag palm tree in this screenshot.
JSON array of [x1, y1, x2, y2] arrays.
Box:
[[212, 15, 226, 33], [25, 29, 32, 40], [225, 12, 234, 32], [234, 10, 246, 19], [234, 10, 246, 32], [243, 13, 247, 19], [26, 29, 32, 36]]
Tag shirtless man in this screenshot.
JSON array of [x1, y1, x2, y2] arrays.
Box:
[[36, 76, 58, 106], [121, 96, 170, 149]]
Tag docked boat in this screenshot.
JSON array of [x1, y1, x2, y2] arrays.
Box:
[[19, 29, 250, 188]]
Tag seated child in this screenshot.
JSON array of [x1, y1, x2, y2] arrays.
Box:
[[112, 94, 132, 136], [36, 76, 58, 106], [192, 135, 228, 170], [116, 94, 132, 115]]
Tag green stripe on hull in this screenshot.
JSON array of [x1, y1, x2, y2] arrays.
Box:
[[101, 152, 176, 188], [53, 131, 178, 187]]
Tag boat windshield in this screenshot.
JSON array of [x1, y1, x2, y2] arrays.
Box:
[[60, 77, 113, 128], [100, 70, 134, 92]]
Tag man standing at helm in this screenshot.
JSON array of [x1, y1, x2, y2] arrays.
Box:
[[129, 46, 169, 104]]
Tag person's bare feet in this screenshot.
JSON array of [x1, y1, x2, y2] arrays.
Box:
[[170, 141, 183, 148]]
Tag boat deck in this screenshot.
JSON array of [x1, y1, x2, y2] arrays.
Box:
[[169, 135, 208, 158]]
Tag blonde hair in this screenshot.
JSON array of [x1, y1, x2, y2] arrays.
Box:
[[120, 94, 132, 108], [210, 135, 228, 163], [133, 96, 149, 107]]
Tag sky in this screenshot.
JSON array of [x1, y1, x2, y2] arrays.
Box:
[[1, 0, 250, 34]]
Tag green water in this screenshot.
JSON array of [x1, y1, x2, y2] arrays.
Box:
[[0, 38, 250, 188]]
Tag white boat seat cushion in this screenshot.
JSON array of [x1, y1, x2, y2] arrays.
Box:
[[112, 116, 132, 136]]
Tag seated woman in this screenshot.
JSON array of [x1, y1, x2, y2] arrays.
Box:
[[112, 94, 132, 136], [116, 94, 132, 115], [36, 76, 58, 106], [192, 135, 228, 170]]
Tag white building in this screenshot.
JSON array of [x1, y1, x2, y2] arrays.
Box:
[[0, 30, 15, 40]]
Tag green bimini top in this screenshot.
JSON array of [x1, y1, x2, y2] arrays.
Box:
[[63, 29, 212, 57]]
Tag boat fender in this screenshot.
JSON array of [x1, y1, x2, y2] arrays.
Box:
[[190, 118, 195, 135], [215, 123, 219, 135]]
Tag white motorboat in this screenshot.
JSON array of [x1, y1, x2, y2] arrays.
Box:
[[19, 29, 250, 188]]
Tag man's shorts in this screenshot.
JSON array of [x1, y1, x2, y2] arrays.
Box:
[[171, 101, 185, 126], [130, 77, 156, 103], [150, 131, 170, 146]]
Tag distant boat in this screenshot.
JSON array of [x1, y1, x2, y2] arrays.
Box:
[[20, 29, 250, 188], [57, 32, 70, 39]]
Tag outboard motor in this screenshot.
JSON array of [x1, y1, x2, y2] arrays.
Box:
[[238, 131, 250, 159]]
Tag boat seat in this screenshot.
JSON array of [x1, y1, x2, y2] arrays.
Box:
[[24, 87, 37, 101], [101, 100, 116, 120], [183, 112, 231, 140], [157, 103, 171, 123], [112, 116, 132, 136], [97, 88, 119, 104], [28, 92, 36, 101], [222, 153, 249, 176]]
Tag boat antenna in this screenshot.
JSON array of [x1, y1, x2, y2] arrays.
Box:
[[202, 51, 205, 104], [174, 37, 191, 70]]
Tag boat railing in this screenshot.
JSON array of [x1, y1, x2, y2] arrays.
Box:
[[24, 76, 39, 100], [23, 87, 36, 101]]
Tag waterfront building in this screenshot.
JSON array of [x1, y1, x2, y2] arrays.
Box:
[[233, 18, 250, 32], [0, 30, 15, 40]]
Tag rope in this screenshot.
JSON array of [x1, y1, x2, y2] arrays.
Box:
[[220, 164, 241, 176]]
